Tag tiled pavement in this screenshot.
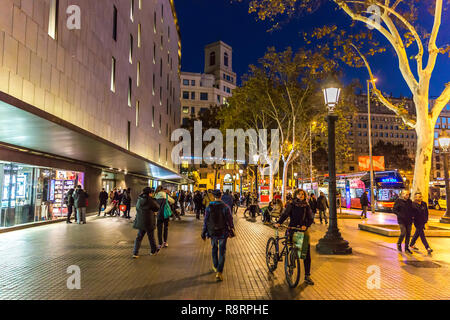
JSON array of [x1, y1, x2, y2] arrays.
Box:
[[0, 208, 449, 300]]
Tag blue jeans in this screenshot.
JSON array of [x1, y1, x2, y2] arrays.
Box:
[[211, 237, 228, 273]]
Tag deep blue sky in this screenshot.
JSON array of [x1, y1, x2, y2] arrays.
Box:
[[174, 0, 449, 99]]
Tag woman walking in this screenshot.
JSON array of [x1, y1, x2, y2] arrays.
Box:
[[155, 186, 175, 249], [274, 189, 314, 286], [410, 192, 433, 254]]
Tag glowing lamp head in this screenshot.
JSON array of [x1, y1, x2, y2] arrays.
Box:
[[323, 87, 341, 114], [438, 130, 450, 153]]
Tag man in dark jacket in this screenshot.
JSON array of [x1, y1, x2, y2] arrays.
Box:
[[275, 189, 314, 286], [202, 190, 235, 282], [221, 190, 234, 216], [65, 188, 75, 224], [98, 188, 108, 216], [122, 188, 132, 219], [360, 190, 369, 219], [73, 185, 89, 224], [317, 192, 329, 224], [193, 191, 203, 220], [308, 193, 318, 224], [410, 192, 433, 254], [393, 190, 414, 253], [132, 187, 160, 258]]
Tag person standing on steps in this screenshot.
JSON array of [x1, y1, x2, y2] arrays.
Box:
[[317, 192, 329, 224], [202, 190, 235, 282], [360, 190, 369, 219], [393, 190, 414, 254], [132, 187, 160, 258], [98, 188, 108, 216], [409, 192, 433, 254]]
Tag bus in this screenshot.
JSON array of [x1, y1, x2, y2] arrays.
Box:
[[333, 170, 405, 212]]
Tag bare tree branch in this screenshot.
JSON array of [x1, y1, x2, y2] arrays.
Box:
[[425, 0, 443, 76], [431, 82, 450, 122]]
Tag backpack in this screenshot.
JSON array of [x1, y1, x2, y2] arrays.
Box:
[[206, 202, 227, 237], [164, 194, 172, 219]]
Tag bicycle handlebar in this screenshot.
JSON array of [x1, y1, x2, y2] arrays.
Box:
[[273, 224, 305, 231]]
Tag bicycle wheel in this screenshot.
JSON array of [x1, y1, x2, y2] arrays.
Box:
[[284, 247, 301, 288], [265, 237, 278, 272]]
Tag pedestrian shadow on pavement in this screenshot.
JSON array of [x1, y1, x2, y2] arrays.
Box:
[[267, 274, 309, 300], [95, 272, 218, 300]]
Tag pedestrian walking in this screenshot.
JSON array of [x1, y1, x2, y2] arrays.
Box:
[[178, 190, 186, 216], [194, 191, 203, 220], [155, 186, 175, 249], [308, 193, 317, 224], [393, 190, 414, 253], [201, 190, 235, 282], [221, 190, 234, 216], [410, 192, 433, 254], [98, 188, 108, 216], [170, 190, 182, 221], [202, 190, 214, 213], [123, 188, 132, 219], [233, 193, 240, 214], [132, 187, 160, 258], [73, 185, 89, 224], [317, 192, 329, 224], [274, 189, 314, 286], [360, 190, 369, 219], [65, 188, 75, 223]]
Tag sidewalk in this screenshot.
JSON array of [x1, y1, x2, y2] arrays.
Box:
[[0, 208, 449, 300]]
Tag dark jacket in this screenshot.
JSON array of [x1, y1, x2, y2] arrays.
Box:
[[221, 193, 234, 212], [65, 189, 75, 206], [202, 200, 234, 239], [133, 194, 160, 232], [99, 191, 108, 204], [317, 195, 329, 211], [277, 198, 313, 229], [73, 189, 89, 208], [309, 198, 318, 213], [412, 201, 429, 227], [122, 191, 131, 206], [393, 198, 414, 225], [194, 193, 203, 207], [360, 192, 369, 206]]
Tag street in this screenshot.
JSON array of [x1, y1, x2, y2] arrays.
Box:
[[0, 208, 449, 300]]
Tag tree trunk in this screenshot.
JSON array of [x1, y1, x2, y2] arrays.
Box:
[[269, 165, 274, 201], [412, 111, 434, 202], [281, 161, 289, 203]]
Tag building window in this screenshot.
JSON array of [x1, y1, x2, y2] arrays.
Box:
[[153, 43, 156, 64], [182, 106, 189, 114], [154, 11, 157, 33], [182, 91, 189, 99], [129, 34, 133, 64], [138, 23, 141, 47], [200, 93, 208, 101], [113, 6, 118, 41], [48, 0, 59, 39], [152, 106, 155, 127], [210, 52, 216, 66], [110, 57, 116, 92], [152, 74, 156, 95], [191, 80, 196, 86], [183, 79, 189, 86], [136, 101, 140, 127], [159, 115, 162, 134], [191, 92, 195, 100], [127, 121, 131, 150], [158, 144, 161, 161], [137, 62, 140, 87], [130, 0, 134, 21], [128, 78, 132, 107], [160, 59, 163, 77], [224, 52, 229, 67]]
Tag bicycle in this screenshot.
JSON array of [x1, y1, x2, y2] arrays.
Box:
[[265, 225, 304, 288]]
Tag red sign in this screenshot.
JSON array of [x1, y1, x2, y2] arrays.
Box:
[[358, 156, 385, 171]]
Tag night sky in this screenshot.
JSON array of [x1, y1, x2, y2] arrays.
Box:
[[175, 0, 449, 99]]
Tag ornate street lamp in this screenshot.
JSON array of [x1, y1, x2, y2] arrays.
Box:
[[253, 154, 259, 201], [316, 80, 352, 255], [438, 130, 450, 223], [239, 169, 244, 195]]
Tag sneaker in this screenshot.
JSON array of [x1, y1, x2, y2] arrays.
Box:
[[132, 255, 139, 259], [163, 242, 168, 248], [397, 244, 402, 252], [216, 272, 223, 282], [66, 221, 72, 224], [304, 276, 315, 286], [427, 248, 433, 254], [212, 266, 218, 273], [405, 248, 413, 254], [150, 248, 160, 256], [410, 245, 419, 250]]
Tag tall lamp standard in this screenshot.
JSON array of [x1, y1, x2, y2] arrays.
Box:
[[316, 82, 352, 255], [253, 154, 260, 201], [239, 169, 244, 195], [310, 122, 316, 195], [438, 130, 450, 223], [367, 79, 378, 215], [294, 172, 298, 189]]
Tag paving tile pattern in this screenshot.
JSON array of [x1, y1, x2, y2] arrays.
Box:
[[0, 208, 449, 300]]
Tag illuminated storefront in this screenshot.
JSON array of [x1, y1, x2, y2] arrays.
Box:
[[0, 161, 84, 228]]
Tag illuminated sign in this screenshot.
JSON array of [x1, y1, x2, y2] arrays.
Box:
[[381, 178, 399, 183]]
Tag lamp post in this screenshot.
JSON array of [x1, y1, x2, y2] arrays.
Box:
[[316, 82, 352, 255], [239, 169, 243, 195], [253, 154, 259, 201], [310, 122, 316, 195], [438, 130, 450, 223], [294, 172, 298, 189], [367, 79, 377, 215]]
